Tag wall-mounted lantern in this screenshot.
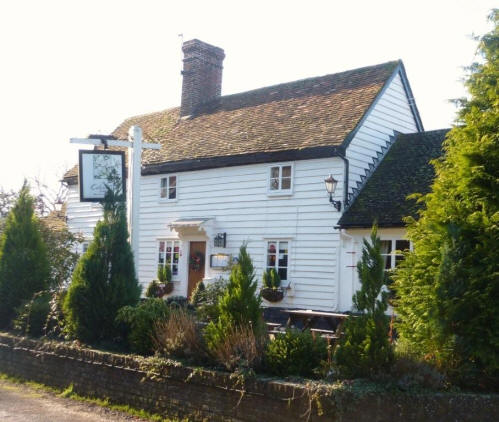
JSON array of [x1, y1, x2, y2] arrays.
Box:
[[324, 174, 341, 212]]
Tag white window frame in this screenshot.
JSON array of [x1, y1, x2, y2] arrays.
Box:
[[267, 163, 294, 196], [159, 175, 178, 201], [380, 239, 412, 270], [81, 241, 89, 254], [157, 239, 181, 279], [264, 239, 291, 283]]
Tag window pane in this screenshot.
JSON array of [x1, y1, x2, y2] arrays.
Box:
[[169, 187, 176, 199], [172, 264, 178, 276], [169, 176, 176, 187], [270, 178, 279, 190], [158, 254, 164, 264], [268, 242, 277, 254], [278, 267, 287, 281], [395, 240, 410, 252], [384, 255, 392, 270], [270, 167, 279, 178], [279, 242, 288, 254], [281, 178, 291, 189], [278, 254, 288, 267], [159, 241, 165, 252], [380, 240, 392, 255], [282, 166, 291, 177], [267, 254, 276, 267], [160, 178, 167, 188]]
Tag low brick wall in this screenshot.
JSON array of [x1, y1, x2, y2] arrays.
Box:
[[0, 332, 498, 421]]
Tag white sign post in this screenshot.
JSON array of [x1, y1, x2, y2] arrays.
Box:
[[70, 126, 160, 274]]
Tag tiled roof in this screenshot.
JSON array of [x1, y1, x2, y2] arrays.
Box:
[[112, 61, 399, 166], [338, 129, 450, 228], [64, 60, 400, 182]]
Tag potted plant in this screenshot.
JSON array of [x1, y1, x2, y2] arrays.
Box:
[[145, 266, 173, 298], [261, 268, 284, 302]]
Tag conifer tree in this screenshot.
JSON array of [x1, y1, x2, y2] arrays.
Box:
[[204, 244, 263, 350], [394, 11, 499, 385], [334, 226, 393, 378], [0, 182, 49, 327], [63, 186, 141, 343]]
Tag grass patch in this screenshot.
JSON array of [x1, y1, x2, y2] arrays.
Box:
[[0, 373, 183, 422]]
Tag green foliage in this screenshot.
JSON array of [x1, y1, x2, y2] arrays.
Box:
[[0, 182, 50, 328], [262, 268, 281, 289], [63, 188, 141, 343], [157, 265, 171, 283], [116, 298, 170, 355], [190, 278, 228, 321], [204, 245, 264, 356], [39, 222, 82, 288], [145, 280, 163, 298], [265, 329, 327, 377], [393, 12, 499, 388], [334, 226, 393, 378], [13, 291, 51, 336]]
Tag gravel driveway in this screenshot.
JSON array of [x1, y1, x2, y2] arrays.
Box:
[[0, 378, 153, 422]]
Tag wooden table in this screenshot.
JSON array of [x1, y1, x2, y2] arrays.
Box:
[[281, 309, 349, 334]]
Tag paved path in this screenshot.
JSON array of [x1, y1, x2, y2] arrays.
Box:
[[0, 379, 151, 422]]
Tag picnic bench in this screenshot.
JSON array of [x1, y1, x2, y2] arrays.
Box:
[[281, 309, 349, 335]]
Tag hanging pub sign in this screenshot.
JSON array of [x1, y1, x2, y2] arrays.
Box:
[[78, 150, 126, 202]]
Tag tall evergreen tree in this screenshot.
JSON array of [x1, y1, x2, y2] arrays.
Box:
[[394, 11, 499, 386], [0, 182, 49, 327], [334, 226, 393, 378], [204, 244, 263, 350], [63, 187, 141, 343]]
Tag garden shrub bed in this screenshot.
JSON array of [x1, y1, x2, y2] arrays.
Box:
[[1, 332, 498, 422]]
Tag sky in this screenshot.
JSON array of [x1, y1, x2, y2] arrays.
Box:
[[0, 0, 496, 192]]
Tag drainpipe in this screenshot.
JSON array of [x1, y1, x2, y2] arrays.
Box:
[[336, 149, 349, 209]]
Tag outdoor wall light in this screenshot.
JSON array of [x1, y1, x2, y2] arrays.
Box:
[[324, 174, 341, 212]]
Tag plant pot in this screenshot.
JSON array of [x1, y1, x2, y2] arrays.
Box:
[[261, 287, 284, 302], [161, 282, 174, 296]]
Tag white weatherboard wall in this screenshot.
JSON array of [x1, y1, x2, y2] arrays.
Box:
[[66, 185, 103, 252], [138, 157, 344, 311], [345, 72, 419, 197]]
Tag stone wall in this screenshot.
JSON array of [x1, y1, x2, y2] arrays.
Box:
[[0, 332, 498, 421]]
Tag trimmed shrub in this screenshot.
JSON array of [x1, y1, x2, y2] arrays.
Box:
[[13, 291, 51, 336], [63, 188, 141, 343], [265, 329, 327, 378], [154, 307, 205, 361], [262, 268, 280, 289], [0, 183, 49, 328], [190, 278, 228, 322], [116, 298, 170, 355], [334, 226, 393, 378]]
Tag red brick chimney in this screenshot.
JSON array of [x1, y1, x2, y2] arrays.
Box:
[[180, 39, 225, 117]]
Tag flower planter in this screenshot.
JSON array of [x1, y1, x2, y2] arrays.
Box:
[[161, 281, 174, 296], [261, 287, 284, 302]]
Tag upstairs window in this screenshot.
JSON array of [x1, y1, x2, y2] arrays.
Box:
[[266, 240, 289, 281], [380, 239, 411, 270], [160, 175, 177, 200], [269, 164, 293, 194]]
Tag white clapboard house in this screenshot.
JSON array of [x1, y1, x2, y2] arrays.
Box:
[[63, 39, 448, 312]]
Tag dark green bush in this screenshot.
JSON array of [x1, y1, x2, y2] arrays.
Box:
[[145, 280, 162, 298], [190, 278, 228, 321], [0, 183, 49, 328], [13, 290, 51, 336], [265, 329, 327, 378], [116, 298, 170, 355], [63, 188, 141, 343]]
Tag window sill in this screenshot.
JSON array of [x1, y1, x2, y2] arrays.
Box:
[[158, 198, 178, 204], [266, 191, 293, 198]]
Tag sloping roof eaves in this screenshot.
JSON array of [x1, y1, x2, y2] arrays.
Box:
[[337, 129, 450, 229]]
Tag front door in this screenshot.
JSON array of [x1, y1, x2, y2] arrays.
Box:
[[188, 241, 206, 298]]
